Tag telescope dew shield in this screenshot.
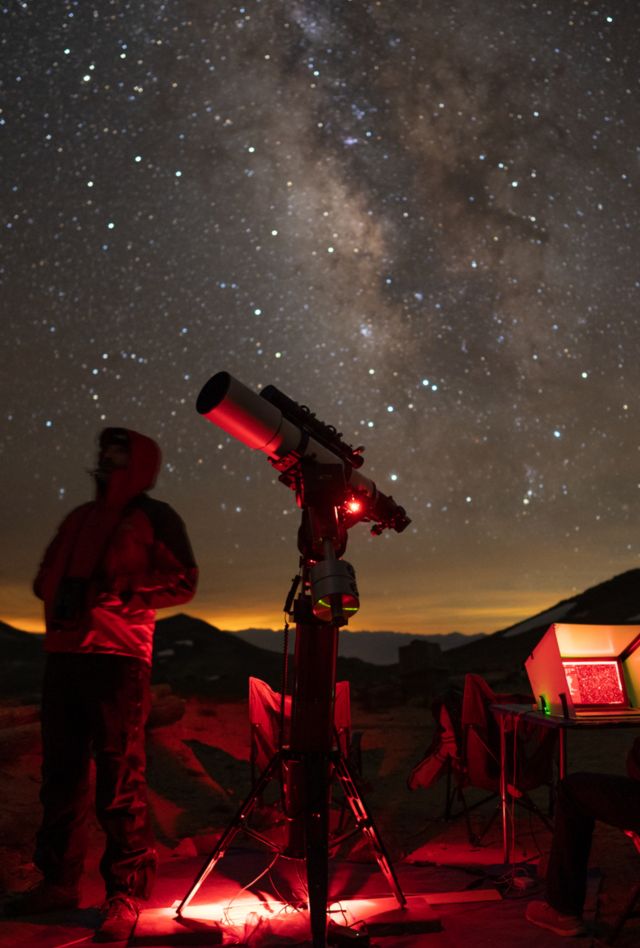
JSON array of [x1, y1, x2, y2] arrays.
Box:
[[197, 371, 352, 469], [196, 371, 301, 457]]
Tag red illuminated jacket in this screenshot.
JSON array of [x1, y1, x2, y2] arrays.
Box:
[[34, 429, 198, 666]]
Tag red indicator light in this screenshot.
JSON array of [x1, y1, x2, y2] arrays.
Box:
[[346, 499, 363, 514]]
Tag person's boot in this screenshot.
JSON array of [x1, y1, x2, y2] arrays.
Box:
[[2, 879, 80, 916], [525, 899, 587, 936], [94, 894, 140, 942]]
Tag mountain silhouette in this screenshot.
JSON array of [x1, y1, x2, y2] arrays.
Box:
[[445, 568, 640, 681], [234, 626, 485, 665], [3, 568, 640, 701]]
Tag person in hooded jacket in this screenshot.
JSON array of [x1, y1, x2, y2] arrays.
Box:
[[5, 427, 198, 942]]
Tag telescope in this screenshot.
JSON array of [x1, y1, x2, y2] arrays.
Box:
[[196, 370, 410, 537], [185, 371, 410, 946]]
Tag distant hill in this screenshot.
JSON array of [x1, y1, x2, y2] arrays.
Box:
[[0, 615, 392, 702], [153, 614, 395, 698], [445, 568, 640, 687], [0, 620, 45, 701], [234, 627, 485, 665], [3, 568, 640, 701]]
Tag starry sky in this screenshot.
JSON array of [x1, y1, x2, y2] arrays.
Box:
[[2, 1, 639, 640]]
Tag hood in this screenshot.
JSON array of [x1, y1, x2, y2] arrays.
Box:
[[97, 427, 162, 508]]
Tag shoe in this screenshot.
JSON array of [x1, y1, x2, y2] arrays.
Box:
[[525, 899, 587, 936], [2, 880, 80, 916], [94, 895, 139, 943]]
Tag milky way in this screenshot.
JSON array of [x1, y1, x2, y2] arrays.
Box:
[[2, 1, 639, 637]]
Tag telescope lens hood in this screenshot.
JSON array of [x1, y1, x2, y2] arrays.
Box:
[[196, 371, 232, 414]]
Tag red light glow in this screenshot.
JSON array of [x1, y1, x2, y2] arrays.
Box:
[[346, 498, 363, 514], [176, 894, 383, 943], [179, 893, 310, 935], [176, 894, 432, 943]]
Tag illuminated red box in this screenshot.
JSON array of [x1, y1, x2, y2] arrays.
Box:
[[525, 624, 640, 717]]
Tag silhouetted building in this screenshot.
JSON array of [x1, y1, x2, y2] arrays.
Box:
[[398, 639, 448, 702]]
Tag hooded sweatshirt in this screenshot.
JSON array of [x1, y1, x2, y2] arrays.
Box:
[[34, 428, 198, 665]]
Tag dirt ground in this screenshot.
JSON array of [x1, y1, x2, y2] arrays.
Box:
[[1, 694, 639, 946]]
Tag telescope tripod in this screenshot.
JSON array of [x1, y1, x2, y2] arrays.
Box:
[[176, 593, 406, 946]]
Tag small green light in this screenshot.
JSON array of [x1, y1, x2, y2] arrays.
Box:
[[316, 599, 358, 614]]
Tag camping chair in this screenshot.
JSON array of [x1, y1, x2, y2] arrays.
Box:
[[248, 677, 357, 842], [408, 675, 557, 854], [460, 673, 557, 853], [407, 683, 506, 837], [407, 686, 467, 812]]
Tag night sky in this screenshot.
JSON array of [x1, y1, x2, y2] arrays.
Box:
[[2, 1, 639, 639]]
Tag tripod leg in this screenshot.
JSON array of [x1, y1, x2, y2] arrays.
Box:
[[304, 752, 331, 948], [334, 756, 406, 908], [176, 754, 281, 916]]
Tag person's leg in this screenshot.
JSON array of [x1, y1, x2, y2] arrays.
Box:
[[35, 654, 93, 892], [92, 656, 157, 903], [545, 771, 640, 916], [4, 655, 93, 915]]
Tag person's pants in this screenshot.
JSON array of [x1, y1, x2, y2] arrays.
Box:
[[35, 653, 157, 900], [545, 770, 640, 915]]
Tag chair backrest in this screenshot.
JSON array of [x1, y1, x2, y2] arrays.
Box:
[[461, 674, 503, 791], [248, 677, 352, 777], [461, 673, 558, 793], [249, 677, 292, 776]]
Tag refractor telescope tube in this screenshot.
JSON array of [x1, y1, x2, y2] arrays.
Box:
[[196, 371, 376, 490], [196, 371, 403, 528], [196, 372, 340, 466]]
